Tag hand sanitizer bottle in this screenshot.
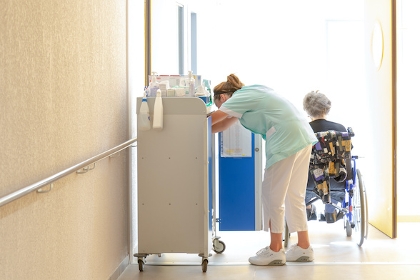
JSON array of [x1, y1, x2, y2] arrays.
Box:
[[138, 91, 151, 131]]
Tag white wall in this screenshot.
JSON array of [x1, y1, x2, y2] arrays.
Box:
[[145, 0, 358, 153], [198, 0, 367, 167], [396, 0, 420, 220], [199, 1, 363, 107], [150, 0, 185, 74]]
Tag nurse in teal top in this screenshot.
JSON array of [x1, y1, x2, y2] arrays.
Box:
[[211, 74, 318, 266]]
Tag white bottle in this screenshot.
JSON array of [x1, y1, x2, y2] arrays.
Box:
[[153, 89, 163, 130], [138, 92, 151, 131], [195, 81, 206, 96], [188, 70, 195, 97], [148, 72, 159, 97]]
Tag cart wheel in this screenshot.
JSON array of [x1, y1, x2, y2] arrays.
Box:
[[345, 220, 352, 237], [213, 240, 226, 254], [138, 259, 144, 272], [202, 259, 208, 272]]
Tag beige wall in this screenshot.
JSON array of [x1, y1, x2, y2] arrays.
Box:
[[0, 0, 131, 279]]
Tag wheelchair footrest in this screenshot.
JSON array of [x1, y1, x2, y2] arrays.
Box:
[[325, 211, 344, 223]]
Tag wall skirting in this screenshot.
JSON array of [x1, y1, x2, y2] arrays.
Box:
[[109, 255, 130, 280], [131, 244, 138, 264]]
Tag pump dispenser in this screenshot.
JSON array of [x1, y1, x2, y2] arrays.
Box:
[[153, 89, 163, 130], [148, 72, 159, 97], [188, 70, 195, 97], [139, 91, 151, 131]]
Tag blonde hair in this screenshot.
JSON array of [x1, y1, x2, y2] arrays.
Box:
[[213, 74, 244, 100]]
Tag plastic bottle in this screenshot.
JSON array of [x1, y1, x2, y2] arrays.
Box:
[[188, 70, 195, 97], [153, 89, 163, 130], [148, 72, 159, 97], [195, 80, 212, 106], [203, 79, 213, 107], [138, 91, 151, 131], [195, 80, 206, 96]]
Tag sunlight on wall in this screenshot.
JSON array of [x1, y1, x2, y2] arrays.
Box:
[[200, 0, 366, 152], [201, 0, 364, 109], [397, 0, 420, 217]]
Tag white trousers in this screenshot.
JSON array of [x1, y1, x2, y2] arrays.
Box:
[[262, 145, 312, 234]]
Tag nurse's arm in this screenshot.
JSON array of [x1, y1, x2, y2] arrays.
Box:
[[211, 110, 238, 133]]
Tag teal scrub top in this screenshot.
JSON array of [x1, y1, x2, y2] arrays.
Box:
[[220, 85, 318, 169]]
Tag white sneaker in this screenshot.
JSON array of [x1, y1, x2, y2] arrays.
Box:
[[285, 244, 314, 262], [248, 246, 286, 266]]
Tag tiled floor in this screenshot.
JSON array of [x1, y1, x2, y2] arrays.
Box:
[[118, 220, 420, 280]]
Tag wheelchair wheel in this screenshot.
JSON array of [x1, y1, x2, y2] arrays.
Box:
[[354, 169, 368, 246], [360, 169, 369, 240], [345, 220, 352, 237]]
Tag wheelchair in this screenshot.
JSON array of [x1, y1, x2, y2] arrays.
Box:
[[284, 128, 368, 247]]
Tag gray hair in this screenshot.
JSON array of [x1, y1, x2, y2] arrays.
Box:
[[303, 90, 331, 118]]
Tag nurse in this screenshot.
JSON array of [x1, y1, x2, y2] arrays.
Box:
[[211, 74, 318, 266]]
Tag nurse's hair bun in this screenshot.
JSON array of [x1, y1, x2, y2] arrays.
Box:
[[214, 73, 244, 98], [226, 74, 245, 89]]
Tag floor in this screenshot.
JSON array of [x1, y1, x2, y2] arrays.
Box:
[[117, 219, 420, 280]]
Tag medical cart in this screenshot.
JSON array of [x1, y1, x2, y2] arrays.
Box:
[[134, 97, 223, 272]]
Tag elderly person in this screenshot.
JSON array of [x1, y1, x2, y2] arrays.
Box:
[[211, 74, 317, 266], [303, 90, 348, 223]]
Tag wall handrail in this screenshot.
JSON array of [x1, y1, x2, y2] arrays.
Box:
[[0, 138, 137, 208]]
